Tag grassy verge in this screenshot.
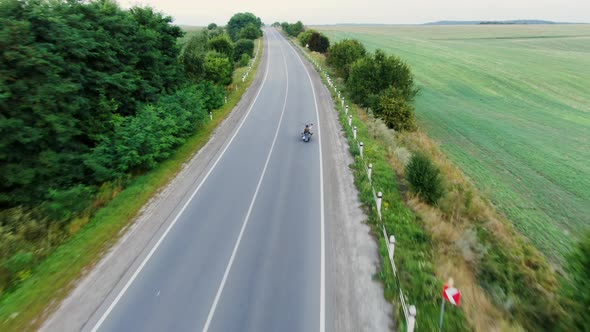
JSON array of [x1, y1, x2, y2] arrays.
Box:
[[295, 38, 563, 331], [0, 39, 264, 332]]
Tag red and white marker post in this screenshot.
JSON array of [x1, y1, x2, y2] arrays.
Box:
[[439, 278, 461, 331]]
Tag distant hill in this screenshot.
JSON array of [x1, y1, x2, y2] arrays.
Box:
[[424, 20, 572, 25]]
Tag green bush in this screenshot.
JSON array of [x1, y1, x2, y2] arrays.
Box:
[[559, 232, 590, 330], [326, 39, 366, 79], [207, 34, 234, 59], [405, 153, 444, 205], [238, 22, 262, 40], [238, 53, 251, 67], [227, 12, 262, 41], [307, 31, 330, 53], [374, 86, 417, 131], [298, 29, 316, 47], [347, 50, 417, 107], [234, 39, 254, 61]]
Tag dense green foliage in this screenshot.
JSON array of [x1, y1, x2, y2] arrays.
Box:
[[347, 50, 417, 108], [318, 25, 590, 263], [234, 39, 255, 61], [281, 21, 304, 37], [307, 31, 330, 53], [0, 0, 259, 300], [207, 34, 234, 59], [226, 12, 262, 41], [344, 49, 417, 131], [560, 233, 590, 330], [239, 22, 262, 40], [298, 29, 315, 46], [1, 0, 184, 207], [326, 39, 366, 79], [374, 86, 417, 131], [405, 153, 444, 204], [207, 23, 217, 30]]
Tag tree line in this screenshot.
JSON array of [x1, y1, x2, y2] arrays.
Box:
[[0, 0, 262, 294]]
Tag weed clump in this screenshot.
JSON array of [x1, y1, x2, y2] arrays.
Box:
[[405, 153, 444, 205]]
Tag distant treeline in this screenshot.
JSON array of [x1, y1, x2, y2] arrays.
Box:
[[0, 0, 262, 293]]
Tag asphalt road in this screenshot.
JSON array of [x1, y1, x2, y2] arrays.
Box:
[[89, 28, 324, 332]]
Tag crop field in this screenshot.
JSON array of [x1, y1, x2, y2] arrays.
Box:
[[316, 24, 590, 263]]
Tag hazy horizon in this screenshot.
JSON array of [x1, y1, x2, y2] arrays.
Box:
[[119, 0, 590, 26]]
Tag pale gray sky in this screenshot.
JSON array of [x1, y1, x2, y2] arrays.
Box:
[[119, 0, 589, 26]]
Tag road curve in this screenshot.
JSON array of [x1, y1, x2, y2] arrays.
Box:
[[87, 28, 324, 332]]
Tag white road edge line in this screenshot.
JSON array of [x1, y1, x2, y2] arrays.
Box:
[[90, 32, 272, 332], [282, 31, 326, 332], [201, 28, 290, 332]]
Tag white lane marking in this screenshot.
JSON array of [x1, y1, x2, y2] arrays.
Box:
[[202, 29, 290, 332], [90, 32, 272, 332], [282, 30, 326, 332]]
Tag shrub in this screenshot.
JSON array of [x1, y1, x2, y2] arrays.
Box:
[[347, 50, 417, 107], [238, 22, 262, 40], [326, 39, 366, 79], [405, 153, 444, 204], [203, 51, 233, 85], [207, 34, 234, 59], [374, 86, 417, 131], [298, 29, 315, 47], [307, 31, 330, 53], [234, 39, 254, 62], [227, 12, 262, 41], [238, 53, 251, 67], [560, 232, 590, 330], [207, 23, 217, 30]]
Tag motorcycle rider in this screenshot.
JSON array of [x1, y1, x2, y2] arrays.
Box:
[[303, 124, 311, 135]]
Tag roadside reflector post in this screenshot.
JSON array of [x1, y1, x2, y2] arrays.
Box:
[[368, 163, 373, 181], [224, 96, 227, 104], [348, 115, 352, 127], [353, 126, 357, 140], [338, 91, 341, 99], [209, 111, 213, 121], [407, 305, 417, 332], [345, 105, 349, 114], [377, 191, 383, 217], [389, 235, 396, 261], [342, 97, 345, 107], [359, 141, 364, 158]]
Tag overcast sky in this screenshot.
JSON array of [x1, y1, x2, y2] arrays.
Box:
[[119, 0, 589, 26]]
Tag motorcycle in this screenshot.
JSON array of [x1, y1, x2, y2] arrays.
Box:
[[301, 124, 313, 142]]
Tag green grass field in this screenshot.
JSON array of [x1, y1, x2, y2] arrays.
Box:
[[316, 24, 590, 263]]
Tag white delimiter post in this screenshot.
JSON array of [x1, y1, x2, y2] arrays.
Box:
[[345, 105, 349, 114], [377, 191, 383, 217], [368, 163, 373, 181], [407, 305, 417, 332], [353, 126, 357, 140], [389, 235, 396, 260], [359, 142, 364, 158], [209, 111, 213, 121], [342, 97, 345, 107], [348, 115, 352, 127]]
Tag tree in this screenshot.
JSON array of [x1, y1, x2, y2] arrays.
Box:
[[346, 49, 417, 107], [285, 21, 304, 37], [227, 12, 262, 41], [207, 34, 234, 59], [272, 22, 280, 27], [238, 22, 262, 40], [374, 87, 417, 131], [234, 39, 254, 61], [180, 31, 208, 81], [203, 51, 233, 85], [326, 39, 366, 79], [207, 23, 217, 30], [298, 29, 316, 47], [307, 31, 330, 53]]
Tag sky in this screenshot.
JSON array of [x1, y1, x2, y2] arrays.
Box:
[[119, 0, 590, 26]]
